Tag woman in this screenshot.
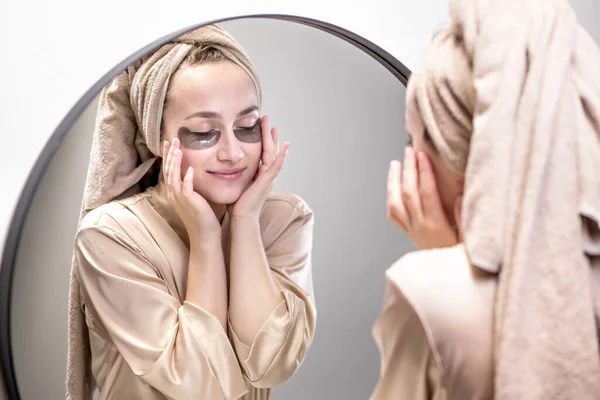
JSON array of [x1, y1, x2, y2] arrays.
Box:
[[65, 25, 316, 400], [372, 0, 600, 398]]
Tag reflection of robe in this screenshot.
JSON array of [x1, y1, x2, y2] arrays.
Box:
[[74, 179, 316, 400], [370, 245, 600, 399]]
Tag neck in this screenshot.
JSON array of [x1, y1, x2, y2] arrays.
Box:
[[210, 201, 227, 224]]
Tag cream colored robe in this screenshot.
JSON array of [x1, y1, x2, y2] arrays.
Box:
[[370, 245, 600, 400], [74, 179, 316, 400]]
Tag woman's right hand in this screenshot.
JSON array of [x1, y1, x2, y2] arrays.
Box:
[[162, 138, 222, 242], [387, 146, 459, 250]]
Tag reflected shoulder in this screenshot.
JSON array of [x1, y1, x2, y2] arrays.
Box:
[[78, 194, 148, 235], [383, 244, 496, 391], [258, 193, 314, 248], [385, 245, 480, 310], [386, 245, 469, 286], [264, 192, 313, 219]]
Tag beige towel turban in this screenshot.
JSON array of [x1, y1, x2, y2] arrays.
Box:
[[66, 24, 261, 400], [406, 0, 600, 397]]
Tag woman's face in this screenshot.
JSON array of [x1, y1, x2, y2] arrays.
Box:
[[405, 96, 464, 225], [162, 61, 262, 206]]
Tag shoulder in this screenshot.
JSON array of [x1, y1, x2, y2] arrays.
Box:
[[385, 245, 495, 392], [260, 192, 313, 227], [259, 193, 314, 248], [77, 193, 151, 239], [75, 195, 161, 272], [385, 245, 495, 329], [263, 192, 312, 216], [386, 245, 471, 298]]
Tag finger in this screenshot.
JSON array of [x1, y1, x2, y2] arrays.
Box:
[[164, 140, 175, 177], [270, 141, 289, 174], [182, 167, 194, 197], [257, 142, 289, 186], [166, 140, 180, 187], [165, 138, 176, 184], [417, 151, 447, 222], [386, 160, 402, 205], [257, 164, 269, 180], [169, 146, 183, 192], [401, 147, 422, 224], [388, 215, 409, 233], [386, 161, 409, 230], [261, 116, 275, 167], [162, 140, 171, 178], [272, 127, 279, 154]]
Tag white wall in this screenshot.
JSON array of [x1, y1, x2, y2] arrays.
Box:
[[9, 19, 409, 400]]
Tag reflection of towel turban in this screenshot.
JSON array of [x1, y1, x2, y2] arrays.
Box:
[[406, 0, 600, 397], [66, 24, 261, 400]]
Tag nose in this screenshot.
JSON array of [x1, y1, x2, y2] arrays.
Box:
[[216, 129, 244, 163]]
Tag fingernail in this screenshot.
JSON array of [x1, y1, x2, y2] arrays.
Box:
[[404, 147, 410, 158], [418, 152, 426, 162]]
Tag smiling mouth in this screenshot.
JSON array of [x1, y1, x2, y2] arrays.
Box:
[[208, 168, 246, 182]]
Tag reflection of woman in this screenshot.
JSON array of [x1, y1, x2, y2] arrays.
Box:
[[371, 0, 600, 398], [66, 25, 316, 400]]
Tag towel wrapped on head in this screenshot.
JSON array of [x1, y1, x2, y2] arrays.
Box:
[[66, 24, 262, 400], [406, 0, 600, 397]]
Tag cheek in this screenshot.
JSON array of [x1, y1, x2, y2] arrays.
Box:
[[243, 143, 262, 166], [429, 155, 462, 214], [180, 149, 211, 172]]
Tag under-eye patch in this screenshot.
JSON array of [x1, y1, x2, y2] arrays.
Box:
[[177, 127, 221, 149], [177, 119, 262, 149], [233, 119, 262, 143]]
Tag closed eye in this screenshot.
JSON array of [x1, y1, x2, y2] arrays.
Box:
[[235, 120, 260, 134], [235, 127, 257, 133], [192, 129, 219, 137]]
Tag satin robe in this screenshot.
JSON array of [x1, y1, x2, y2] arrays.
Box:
[[370, 244, 600, 400], [74, 180, 316, 400]]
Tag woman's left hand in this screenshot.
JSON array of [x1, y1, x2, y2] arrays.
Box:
[[228, 116, 289, 220]]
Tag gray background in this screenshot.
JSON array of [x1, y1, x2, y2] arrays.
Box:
[[9, 19, 409, 400], [4, 1, 600, 399]]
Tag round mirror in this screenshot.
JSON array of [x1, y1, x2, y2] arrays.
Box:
[[1, 14, 416, 400]]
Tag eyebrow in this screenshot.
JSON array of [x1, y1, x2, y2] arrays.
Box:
[[185, 105, 259, 120]]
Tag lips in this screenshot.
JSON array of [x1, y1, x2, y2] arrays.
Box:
[[208, 167, 246, 182]]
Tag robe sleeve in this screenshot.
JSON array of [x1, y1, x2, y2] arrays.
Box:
[[228, 197, 317, 388], [75, 223, 248, 400], [369, 267, 446, 400]]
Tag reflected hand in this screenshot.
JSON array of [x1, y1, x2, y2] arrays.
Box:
[[162, 138, 222, 241], [387, 147, 458, 250], [228, 116, 289, 221]]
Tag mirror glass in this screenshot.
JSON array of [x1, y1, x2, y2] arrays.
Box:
[[9, 18, 410, 399]]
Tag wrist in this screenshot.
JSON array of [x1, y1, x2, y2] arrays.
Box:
[[188, 229, 222, 247], [230, 214, 260, 226]]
